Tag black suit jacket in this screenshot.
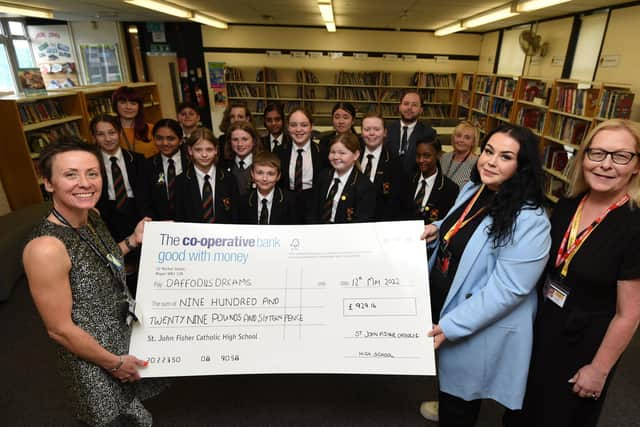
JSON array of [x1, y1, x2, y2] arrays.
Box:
[[96, 149, 144, 241], [359, 147, 407, 221], [384, 120, 437, 175], [405, 171, 459, 224], [261, 133, 291, 153], [136, 148, 190, 221], [310, 167, 376, 224], [174, 165, 238, 224], [237, 187, 297, 225]]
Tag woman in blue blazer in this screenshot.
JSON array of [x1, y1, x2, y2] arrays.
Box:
[[421, 123, 551, 426]]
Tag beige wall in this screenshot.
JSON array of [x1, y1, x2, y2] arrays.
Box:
[[595, 5, 640, 120], [524, 17, 573, 79], [478, 31, 499, 74], [570, 12, 608, 81], [498, 27, 529, 76]]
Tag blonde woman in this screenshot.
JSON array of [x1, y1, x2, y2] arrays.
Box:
[[440, 121, 479, 188]]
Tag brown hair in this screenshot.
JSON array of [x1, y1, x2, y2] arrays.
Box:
[[111, 86, 150, 142], [219, 102, 252, 133], [252, 151, 281, 172], [224, 122, 263, 160], [287, 108, 314, 126]]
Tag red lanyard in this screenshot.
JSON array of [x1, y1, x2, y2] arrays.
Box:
[[442, 184, 486, 245], [555, 193, 628, 277]]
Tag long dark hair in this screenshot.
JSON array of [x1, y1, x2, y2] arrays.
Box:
[[152, 119, 183, 140], [469, 123, 545, 247], [111, 86, 150, 142]]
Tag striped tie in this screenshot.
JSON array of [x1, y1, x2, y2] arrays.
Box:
[[363, 154, 374, 181], [110, 156, 127, 209], [294, 148, 304, 192], [167, 158, 176, 204], [415, 179, 426, 213], [259, 198, 269, 224], [202, 174, 214, 223], [322, 178, 341, 223]]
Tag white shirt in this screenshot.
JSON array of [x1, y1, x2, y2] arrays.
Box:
[[414, 170, 438, 208], [288, 140, 313, 191], [194, 165, 216, 200], [328, 167, 353, 222], [270, 134, 283, 152], [256, 188, 275, 223], [162, 150, 183, 194], [235, 153, 253, 170], [101, 148, 134, 199], [362, 145, 382, 182]]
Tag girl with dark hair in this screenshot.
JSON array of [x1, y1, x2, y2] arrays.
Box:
[[406, 137, 458, 224], [262, 103, 290, 152], [319, 102, 359, 150], [217, 102, 252, 157], [221, 121, 264, 196], [136, 119, 189, 220], [419, 123, 551, 427], [111, 86, 157, 158]]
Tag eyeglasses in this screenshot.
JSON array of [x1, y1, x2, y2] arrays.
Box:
[[585, 148, 639, 165]]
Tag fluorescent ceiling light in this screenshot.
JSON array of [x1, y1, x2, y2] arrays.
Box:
[[318, 3, 334, 22], [463, 5, 519, 28], [124, 0, 192, 19], [127, 26, 139, 34], [0, 2, 53, 19], [325, 21, 336, 32], [513, 0, 572, 12], [190, 12, 228, 29], [435, 21, 463, 36]]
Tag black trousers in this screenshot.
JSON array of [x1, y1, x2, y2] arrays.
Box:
[[439, 391, 482, 427]]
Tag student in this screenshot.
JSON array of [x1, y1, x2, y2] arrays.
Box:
[[218, 102, 252, 158], [277, 108, 329, 224], [136, 119, 189, 220], [261, 103, 290, 152], [237, 151, 297, 225], [176, 101, 201, 144], [385, 91, 437, 175], [92, 114, 144, 243], [175, 128, 237, 224], [319, 102, 359, 150], [311, 133, 375, 223], [111, 86, 157, 158], [360, 111, 406, 220], [406, 138, 459, 224], [221, 121, 264, 196]]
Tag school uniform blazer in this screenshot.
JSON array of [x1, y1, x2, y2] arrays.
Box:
[[220, 159, 253, 196], [237, 187, 297, 225], [261, 133, 291, 153], [405, 170, 459, 223], [96, 149, 145, 241], [174, 165, 238, 224], [276, 140, 329, 191], [135, 148, 190, 221], [384, 120, 437, 175], [309, 168, 376, 224], [360, 147, 407, 221], [428, 183, 551, 410]]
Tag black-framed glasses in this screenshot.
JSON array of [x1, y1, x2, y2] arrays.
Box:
[[585, 148, 639, 165]]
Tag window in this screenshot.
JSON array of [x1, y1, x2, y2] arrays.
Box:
[[0, 18, 37, 94], [0, 45, 15, 92]]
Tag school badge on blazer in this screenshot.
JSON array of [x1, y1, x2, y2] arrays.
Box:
[[222, 197, 232, 211]]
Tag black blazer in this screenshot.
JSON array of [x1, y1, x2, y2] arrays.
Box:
[[96, 149, 145, 241], [220, 159, 253, 196], [384, 120, 437, 175], [359, 147, 407, 221], [174, 165, 238, 224], [261, 133, 291, 153], [136, 148, 190, 221], [405, 170, 459, 224], [310, 167, 376, 224], [276, 139, 329, 191], [237, 187, 297, 225]]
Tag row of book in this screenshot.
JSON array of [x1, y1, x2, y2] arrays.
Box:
[[412, 73, 456, 88], [27, 121, 81, 154], [598, 89, 634, 119], [335, 71, 379, 86], [520, 80, 548, 102], [553, 86, 599, 116], [86, 96, 114, 117], [494, 78, 517, 98], [458, 92, 471, 107], [516, 108, 545, 133], [461, 75, 473, 91], [547, 114, 589, 145], [19, 100, 65, 125], [491, 98, 513, 119], [544, 175, 569, 199], [473, 94, 490, 113], [225, 67, 244, 81], [227, 84, 263, 98], [295, 70, 320, 84], [474, 76, 493, 94], [340, 87, 378, 101], [256, 68, 278, 82], [543, 145, 576, 176]]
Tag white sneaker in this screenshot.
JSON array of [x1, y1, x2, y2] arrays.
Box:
[[420, 400, 439, 422]]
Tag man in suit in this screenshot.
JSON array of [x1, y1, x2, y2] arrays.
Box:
[[385, 91, 437, 175], [261, 103, 291, 152]]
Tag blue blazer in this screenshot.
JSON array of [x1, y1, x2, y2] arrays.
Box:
[[429, 183, 551, 410]]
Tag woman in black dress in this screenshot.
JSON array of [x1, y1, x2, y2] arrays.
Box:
[[507, 119, 640, 427]]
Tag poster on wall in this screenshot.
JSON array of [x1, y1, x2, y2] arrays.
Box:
[[208, 62, 227, 106], [27, 25, 80, 89], [17, 68, 46, 96], [80, 44, 123, 85]]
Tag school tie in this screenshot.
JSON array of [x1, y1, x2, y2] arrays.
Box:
[[202, 174, 214, 223], [400, 126, 408, 156], [259, 198, 269, 225], [322, 178, 341, 223], [294, 148, 304, 192], [363, 154, 374, 181], [415, 179, 426, 212], [239, 160, 245, 170], [166, 158, 176, 203], [110, 156, 127, 209]]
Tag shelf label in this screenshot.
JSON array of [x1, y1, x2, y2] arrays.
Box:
[[551, 56, 564, 67], [599, 55, 620, 68]]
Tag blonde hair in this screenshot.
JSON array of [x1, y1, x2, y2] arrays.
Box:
[[451, 120, 479, 151], [568, 119, 640, 208]]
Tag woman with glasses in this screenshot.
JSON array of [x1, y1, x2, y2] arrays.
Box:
[[507, 119, 640, 427]]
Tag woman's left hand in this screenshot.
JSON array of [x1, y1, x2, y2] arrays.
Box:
[[569, 363, 607, 400], [428, 324, 447, 350]]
